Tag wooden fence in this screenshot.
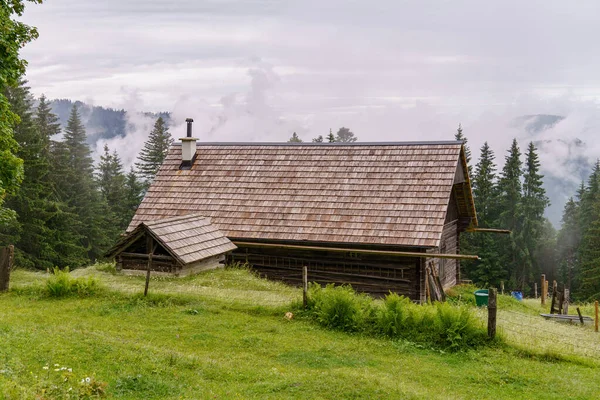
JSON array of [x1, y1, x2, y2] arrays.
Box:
[[0, 245, 14, 292]]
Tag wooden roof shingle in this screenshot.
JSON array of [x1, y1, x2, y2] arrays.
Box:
[[112, 214, 236, 266], [128, 142, 476, 248]]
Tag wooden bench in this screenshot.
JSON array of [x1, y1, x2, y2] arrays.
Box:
[[540, 313, 593, 324]]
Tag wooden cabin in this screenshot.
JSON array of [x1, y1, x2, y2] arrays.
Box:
[[107, 213, 236, 276], [125, 134, 477, 302]]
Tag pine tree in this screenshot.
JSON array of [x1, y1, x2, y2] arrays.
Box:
[[327, 129, 335, 143], [496, 139, 524, 287], [557, 197, 581, 290], [288, 132, 302, 142], [312, 135, 324, 143], [521, 142, 550, 287], [578, 162, 600, 299], [48, 139, 88, 267], [123, 168, 144, 228], [61, 106, 112, 261], [97, 145, 128, 231], [461, 142, 502, 286], [472, 142, 496, 225], [335, 127, 357, 142], [135, 117, 172, 186], [454, 123, 472, 176]]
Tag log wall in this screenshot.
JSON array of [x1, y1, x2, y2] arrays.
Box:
[[229, 244, 422, 300]]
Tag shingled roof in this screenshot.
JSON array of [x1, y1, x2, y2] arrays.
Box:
[[111, 213, 236, 265], [128, 142, 476, 248]]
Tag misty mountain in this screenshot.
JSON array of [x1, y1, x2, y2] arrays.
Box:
[[512, 114, 565, 135], [512, 114, 592, 227], [50, 99, 170, 145]]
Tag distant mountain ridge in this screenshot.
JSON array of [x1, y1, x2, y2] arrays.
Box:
[[50, 99, 171, 145]]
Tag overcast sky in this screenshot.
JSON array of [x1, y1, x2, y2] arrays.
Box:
[[20, 1, 600, 164]]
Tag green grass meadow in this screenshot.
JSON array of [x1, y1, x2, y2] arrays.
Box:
[[1, 265, 599, 399]]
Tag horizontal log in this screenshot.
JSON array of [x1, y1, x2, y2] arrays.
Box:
[[234, 241, 479, 260], [252, 264, 412, 284], [120, 252, 175, 262], [466, 228, 511, 234], [232, 253, 415, 270]]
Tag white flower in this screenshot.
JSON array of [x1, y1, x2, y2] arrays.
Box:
[[80, 379, 85, 384], [54, 364, 60, 367], [68, 388, 72, 392], [85, 377, 91, 383], [54, 368, 60, 372], [42, 366, 49, 370], [68, 368, 72, 372]]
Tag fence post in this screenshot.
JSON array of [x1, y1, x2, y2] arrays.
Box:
[[302, 266, 308, 310], [500, 281, 504, 295], [595, 301, 598, 333], [562, 288, 569, 315], [0, 245, 14, 292], [541, 274, 546, 305], [488, 287, 497, 339], [534, 282, 538, 299]]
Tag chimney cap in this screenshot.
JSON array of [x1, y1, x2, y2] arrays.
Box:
[[186, 118, 194, 123]]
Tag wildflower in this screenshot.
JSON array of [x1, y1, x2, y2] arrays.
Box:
[[54, 363, 60, 367], [68, 368, 72, 372], [68, 388, 72, 392], [54, 368, 60, 372], [43, 366, 49, 370], [85, 377, 91, 383]]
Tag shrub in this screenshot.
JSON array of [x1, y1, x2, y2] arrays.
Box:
[[309, 284, 374, 332], [46, 268, 101, 298], [305, 284, 488, 351], [432, 302, 487, 349], [377, 293, 412, 337]]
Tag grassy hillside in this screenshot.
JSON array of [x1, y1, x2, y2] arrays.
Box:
[[1, 266, 598, 399]]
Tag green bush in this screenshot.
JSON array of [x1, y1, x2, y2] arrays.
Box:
[[46, 268, 101, 298], [377, 293, 412, 337], [309, 284, 374, 332], [306, 284, 488, 351], [432, 302, 486, 349]]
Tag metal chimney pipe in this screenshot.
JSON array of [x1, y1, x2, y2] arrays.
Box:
[[180, 118, 197, 169], [186, 118, 194, 138]]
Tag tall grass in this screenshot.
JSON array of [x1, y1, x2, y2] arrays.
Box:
[[305, 284, 488, 350], [46, 268, 102, 297]]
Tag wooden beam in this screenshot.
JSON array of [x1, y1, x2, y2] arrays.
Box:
[[232, 241, 480, 261], [465, 228, 511, 234], [120, 252, 174, 261]]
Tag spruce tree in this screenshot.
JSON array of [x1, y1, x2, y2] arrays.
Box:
[[496, 139, 524, 287], [97, 145, 128, 231], [288, 132, 302, 142], [135, 117, 172, 186], [123, 168, 144, 228], [2, 83, 51, 266], [312, 135, 324, 143], [472, 142, 496, 225], [48, 139, 88, 267], [557, 197, 581, 290], [521, 142, 550, 287], [578, 162, 600, 299], [327, 129, 335, 143], [335, 127, 357, 142], [61, 106, 112, 261], [454, 123, 472, 175], [461, 142, 502, 286]]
